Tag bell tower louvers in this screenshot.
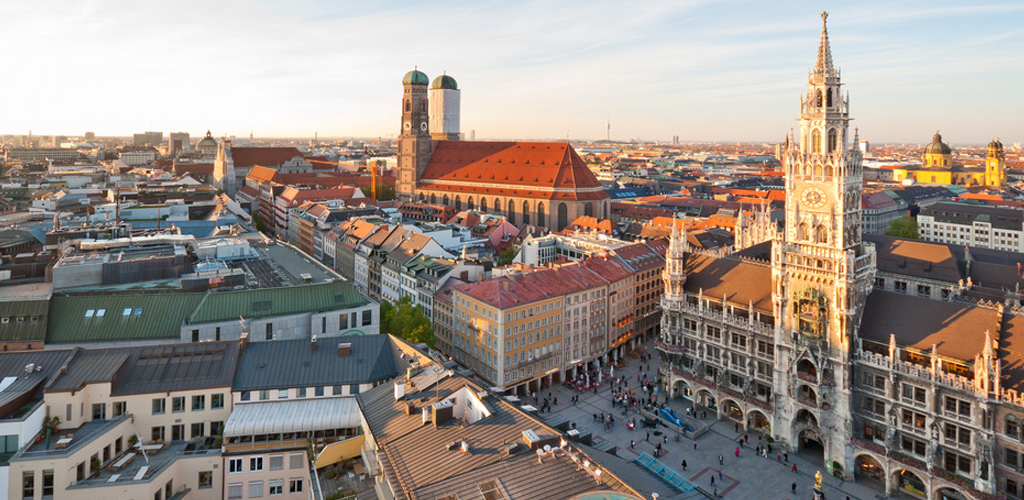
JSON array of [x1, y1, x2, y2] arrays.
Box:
[[770, 12, 876, 475]]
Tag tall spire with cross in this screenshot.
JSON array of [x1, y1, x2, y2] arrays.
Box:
[[814, 11, 834, 78]]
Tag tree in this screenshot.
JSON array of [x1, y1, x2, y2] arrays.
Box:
[[360, 183, 395, 202], [496, 244, 519, 266], [885, 215, 920, 239], [251, 211, 270, 234], [380, 295, 435, 347]]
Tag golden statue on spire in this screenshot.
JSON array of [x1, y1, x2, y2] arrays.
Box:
[[821, 11, 828, 23]]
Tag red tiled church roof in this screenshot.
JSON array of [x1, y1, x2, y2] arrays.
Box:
[[231, 147, 305, 168], [418, 141, 607, 200]]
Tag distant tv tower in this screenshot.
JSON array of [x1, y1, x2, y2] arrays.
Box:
[[606, 119, 610, 142]]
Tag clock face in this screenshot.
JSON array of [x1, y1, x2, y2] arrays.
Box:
[[802, 187, 827, 208], [420, 121, 428, 132], [403, 121, 411, 131]]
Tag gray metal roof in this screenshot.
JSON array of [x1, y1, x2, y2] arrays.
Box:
[[232, 334, 401, 392], [223, 397, 361, 437], [44, 341, 239, 395], [0, 350, 72, 417]]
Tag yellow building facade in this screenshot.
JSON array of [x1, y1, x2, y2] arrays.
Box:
[[891, 133, 1005, 188]]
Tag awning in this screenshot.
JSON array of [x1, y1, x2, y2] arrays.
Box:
[[224, 397, 361, 437]]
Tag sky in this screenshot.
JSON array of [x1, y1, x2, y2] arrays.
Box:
[[3, 0, 1023, 145]]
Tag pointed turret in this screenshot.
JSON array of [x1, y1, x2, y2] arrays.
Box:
[[813, 11, 835, 79], [663, 218, 687, 301]]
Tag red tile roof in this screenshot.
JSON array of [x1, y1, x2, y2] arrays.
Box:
[[231, 147, 304, 168], [566, 216, 614, 235], [277, 186, 362, 207], [173, 163, 214, 177], [418, 141, 608, 201], [455, 263, 609, 309], [246, 165, 280, 183]]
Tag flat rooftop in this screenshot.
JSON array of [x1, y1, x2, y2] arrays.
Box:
[[13, 417, 127, 461], [72, 439, 220, 489]]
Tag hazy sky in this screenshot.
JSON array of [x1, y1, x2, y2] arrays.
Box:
[[3, 0, 1022, 145]]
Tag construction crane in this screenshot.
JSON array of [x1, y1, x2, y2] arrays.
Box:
[[303, 158, 379, 201]]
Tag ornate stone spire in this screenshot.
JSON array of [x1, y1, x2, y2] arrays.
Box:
[[814, 11, 834, 78]]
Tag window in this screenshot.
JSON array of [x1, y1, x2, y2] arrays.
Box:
[[113, 401, 126, 417], [212, 393, 224, 409], [199, 471, 213, 489], [259, 390, 270, 401], [861, 396, 885, 416], [945, 397, 971, 418], [191, 423, 204, 438], [42, 469, 53, 496], [314, 387, 325, 397], [152, 426, 165, 442], [250, 456, 263, 472], [229, 458, 243, 473], [172, 396, 185, 413], [269, 454, 284, 471], [227, 483, 243, 500], [240, 391, 251, 402], [172, 424, 184, 441], [350, 384, 360, 395], [211, 421, 224, 436], [944, 451, 972, 474], [332, 385, 344, 396], [917, 284, 931, 297], [1008, 416, 1020, 439], [901, 384, 926, 404], [362, 310, 372, 326], [92, 403, 106, 420], [901, 435, 927, 456], [1008, 479, 1019, 499], [269, 479, 284, 496], [277, 389, 288, 400], [894, 281, 907, 294], [22, 470, 33, 499], [249, 481, 264, 498], [192, 395, 205, 411], [152, 398, 166, 415], [289, 478, 304, 493], [1006, 448, 1020, 469], [289, 453, 304, 469]]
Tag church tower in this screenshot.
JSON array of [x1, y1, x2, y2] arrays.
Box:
[[397, 69, 433, 202], [986, 138, 1006, 188], [429, 74, 461, 141], [770, 12, 876, 474], [663, 220, 687, 301]]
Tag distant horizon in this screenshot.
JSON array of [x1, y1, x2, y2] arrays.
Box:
[[2, 133, 1012, 150], [2, 1, 1021, 145]]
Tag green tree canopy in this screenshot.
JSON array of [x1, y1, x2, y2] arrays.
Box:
[[380, 295, 435, 347], [885, 215, 920, 239]]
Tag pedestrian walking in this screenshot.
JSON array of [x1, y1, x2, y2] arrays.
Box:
[[663, 435, 668, 444], [718, 469, 723, 480], [694, 441, 698, 450], [755, 444, 761, 455], [735, 447, 740, 458], [718, 454, 723, 466], [630, 439, 635, 449], [681, 459, 687, 471], [792, 482, 797, 494], [646, 432, 650, 442], [779, 453, 783, 462], [710, 477, 716, 487], [784, 451, 788, 462], [734, 422, 739, 433], [743, 434, 748, 444], [702, 410, 707, 419], [792, 464, 797, 473]]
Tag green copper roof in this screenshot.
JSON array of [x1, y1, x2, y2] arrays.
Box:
[[403, 69, 429, 86], [431, 74, 458, 90]]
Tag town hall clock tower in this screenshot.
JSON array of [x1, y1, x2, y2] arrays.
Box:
[[770, 12, 877, 476]]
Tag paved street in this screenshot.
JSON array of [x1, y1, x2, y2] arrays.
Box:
[[538, 338, 890, 500]]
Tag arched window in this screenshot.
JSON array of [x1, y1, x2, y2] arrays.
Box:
[[815, 90, 823, 107], [816, 225, 829, 244], [494, 198, 502, 214], [814, 164, 822, 177], [585, 203, 593, 217], [827, 128, 837, 153], [812, 129, 822, 154], [826, 89, 833, 108], [537, 202, 546, 227], [442, 194, 449, 206], [798, 222, 810, 241], [467, 197, 474, 210], [557, 203, 568, 231], [507, 200, 516, 224], [430, 194, 436, 204], [523, 201, 531, 226], [405, 100, 410, 112], [825, 165, 833, 178], [480, 198, 487, 212], [454, 195, 462, 211]]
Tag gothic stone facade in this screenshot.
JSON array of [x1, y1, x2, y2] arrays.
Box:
[[659, 14, 1023, 500]]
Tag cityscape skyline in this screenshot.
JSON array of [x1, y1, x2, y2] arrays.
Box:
[[3, 0, 1022, 144]]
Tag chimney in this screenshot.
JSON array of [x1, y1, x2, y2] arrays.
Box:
[[395, 381, 406, 401], [311, 335, 318, 351], [337, 342, 351, 357], [239, 331, 249, 350]]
